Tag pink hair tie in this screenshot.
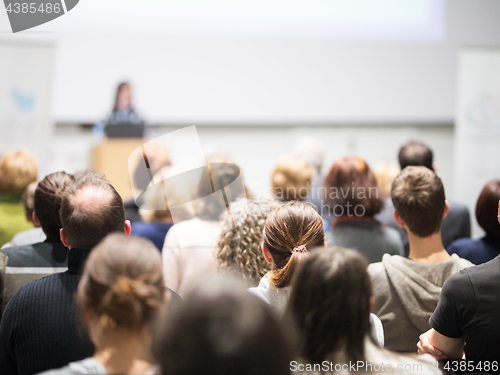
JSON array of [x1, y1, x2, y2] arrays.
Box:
[[292, 245, 307, 254]]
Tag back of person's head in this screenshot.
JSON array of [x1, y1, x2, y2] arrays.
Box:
[[154, 278, 293, 375], [287, 247, 371, 364], [271, 155, 316, 202], [197, 159, 245, 220], [78, 234, 165, 331], [218, 198, 280, 286], [34, 172, 75, 238], [139, 166, 176, 223], [132, 146, 171, 193], [398, 140, 433, 170], [373, 163, 400, 197], [391, 166, 445, 237], [476, 180, 500, 237], [292, 137, 325, 174], [60, 173, 125, 250], [22, 181, 38, 224], [0, 150, 38, 194], [264, 201, 324, 288], [324, 156, 384, 217]]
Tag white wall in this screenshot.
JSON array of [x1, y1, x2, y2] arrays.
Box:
[[454, 48, 500, 237], [1, 0, 500, 124]]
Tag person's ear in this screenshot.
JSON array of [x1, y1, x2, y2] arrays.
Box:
[[323, 241, 327, 248], [124, 220, 132, 236], [432, 162, 438, 173], [261, 242, 274, 264], [393, 210, 406, 229], [442, 200, 450, 219], [32, 212, 41, 226], [60, 228, 70, 248]]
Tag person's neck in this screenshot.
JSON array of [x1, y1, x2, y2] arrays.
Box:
[[407, 230, 450, 263], [93, 327, 154, 375]]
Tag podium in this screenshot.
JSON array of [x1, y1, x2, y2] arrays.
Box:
[[90, 139, 144, 201]]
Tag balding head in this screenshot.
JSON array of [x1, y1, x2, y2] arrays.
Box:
[[60, 173, 127, 250], [398, 141, 433, 171]]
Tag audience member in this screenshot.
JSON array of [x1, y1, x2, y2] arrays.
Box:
[[131, 166, 182, 251], [271, 155, 316, 202], [324, 156, 404, 263], [2, 181, 46, 248], [292, 137, 327, 210], [447, 179, 500, 264], [377, 141, 470, 255], [1, 172, 75, 311], [417, 200, 500, 365], [163, 160, 245, 296], [248, 201, 325, 312], [0, 150, 38, 246], [368, 167, 472, 352], [127, 147, 172, 224], [154, 277, 293, 375], [0, 173, 131, 375], [287, 247, 441, 375], [40, 234, 170, 375], [247, 201, 384, 348], [217, 197, 279, 287], [373, 163, 400, 196]]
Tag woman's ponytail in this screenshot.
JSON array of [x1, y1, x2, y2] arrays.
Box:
[[264, 202, 324, 289]]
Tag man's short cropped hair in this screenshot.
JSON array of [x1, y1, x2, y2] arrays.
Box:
[[391, 166, 445, 237], [22, 182, 38, 224], [35, 172, 75, 237], [398, 141, 433, 171], [60, 173, 125, 250]]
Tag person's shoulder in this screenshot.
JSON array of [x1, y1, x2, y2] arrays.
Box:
[[447, 200, 470, 215], [38, 358, 106, 375], [14, 272, 64, 297], [448, 253, 474, 269], [448, 237, 475, 250], [37, 365, 74, 375], [248, 273, 271, 302], [441, 265, 473, 297], [1, 243, 34, 258], [131, 221, 151, 234], [367, 261, 386, 278]]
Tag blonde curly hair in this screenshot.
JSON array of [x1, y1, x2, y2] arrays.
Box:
[[217, 197, 280, 287]]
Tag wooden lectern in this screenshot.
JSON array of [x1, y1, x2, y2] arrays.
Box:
[[90, 139, 144, 200]]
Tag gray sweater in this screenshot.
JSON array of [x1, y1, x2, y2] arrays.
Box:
[[368, 253, 473, 352]]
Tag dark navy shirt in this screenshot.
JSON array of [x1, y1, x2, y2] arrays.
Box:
[[131, 222, 173, 252], [447, 234, 500, 265]]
